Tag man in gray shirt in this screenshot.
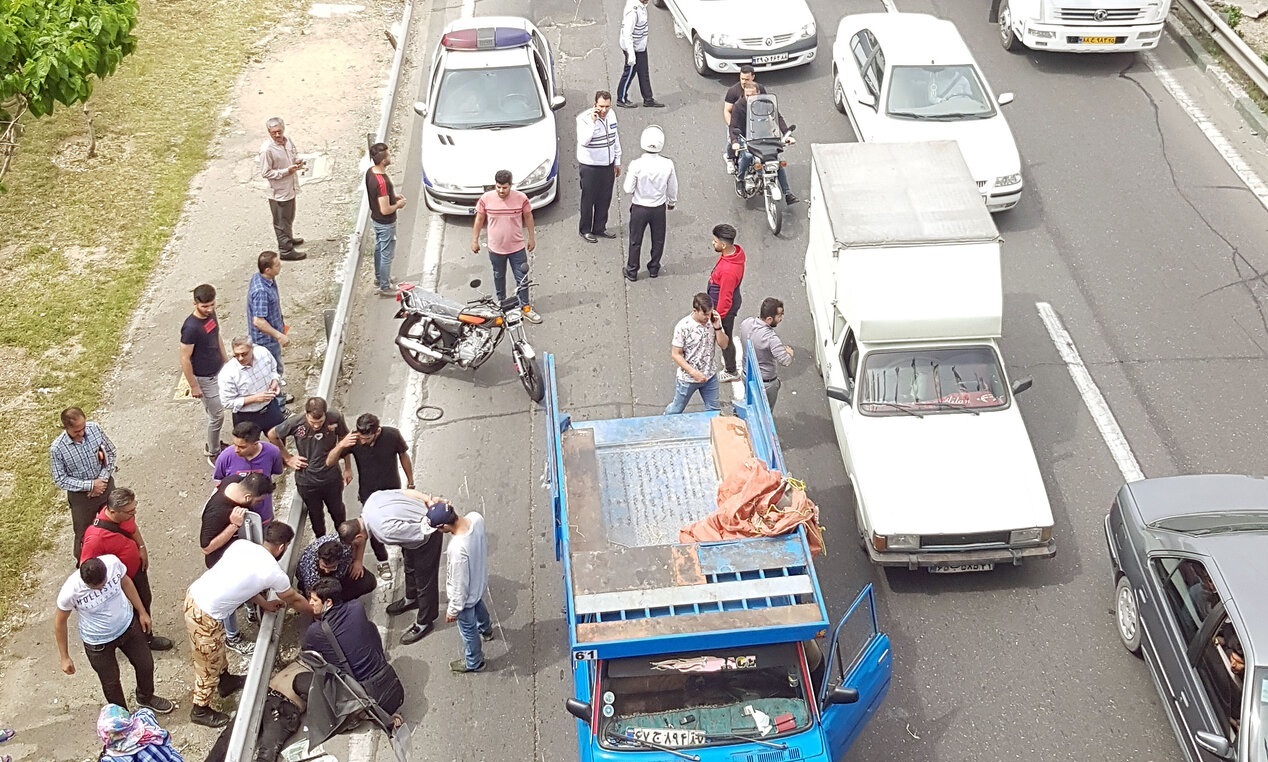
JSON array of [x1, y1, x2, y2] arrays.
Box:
[[737, 297, 794, 410], [259, 117, 307, 261], [358, 489, 443, 645]]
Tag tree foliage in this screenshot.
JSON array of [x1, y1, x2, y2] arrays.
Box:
[[0, 0, 139, 118]]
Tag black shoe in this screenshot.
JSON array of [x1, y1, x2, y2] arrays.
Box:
[[400, 622, 434, 645], [291, 237, 305, 246], [643, 99, 665, 108], [623, 269, 637, 282], [595, 231, 618, 239], [218, 672, 246, 697], [735, 179, 745, 197], [481, 629, 494, 642], [148, 635, 174, 651], [648, 269, 660, 279], [386, 597, 419, 615], [616, 99, 637, 108], [785, 193, 800, 205], [580, 232, 597, 243], [279, 250, 307, 261], [190, 704, 230, 728], [136, 694, 175, 714]]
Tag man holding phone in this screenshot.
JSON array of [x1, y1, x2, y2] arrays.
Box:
[[575, 90, 622, 243], [259, 117, 307, 261], [327, 413, 415, 581], [665, 291, 730, 415]]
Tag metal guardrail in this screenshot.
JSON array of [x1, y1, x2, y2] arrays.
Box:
[[1174, 0, 1268, 96], [225, 1, 416, 759]]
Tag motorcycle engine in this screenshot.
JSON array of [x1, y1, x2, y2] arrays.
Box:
[[455, 329, 495, 367]]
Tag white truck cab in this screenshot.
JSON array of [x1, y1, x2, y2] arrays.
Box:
[[804, 141, 1056, 573], [998, 0, 1170, 53]]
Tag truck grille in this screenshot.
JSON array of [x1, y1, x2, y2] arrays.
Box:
[[740, 33, 794, 48], [1057, 7, 1144, 21], [920, 531, 1011, 549]]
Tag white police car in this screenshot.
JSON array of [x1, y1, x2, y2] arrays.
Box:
[[414, 18, 567, 215]]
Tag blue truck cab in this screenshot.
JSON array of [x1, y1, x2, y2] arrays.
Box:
[[544, 351, 892, 762]]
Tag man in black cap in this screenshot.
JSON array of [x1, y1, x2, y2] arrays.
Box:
[[429, 502, 492, 673]]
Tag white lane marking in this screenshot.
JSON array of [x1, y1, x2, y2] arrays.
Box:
[[880, 0, 898, 12], [348, 732, 378, 759], [1143, 51, 1268, 211], [1035, 302, 1145, 483], [396, 213, 445, 438]]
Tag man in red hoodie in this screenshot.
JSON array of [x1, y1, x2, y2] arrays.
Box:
[[706, 223, 746, 382]]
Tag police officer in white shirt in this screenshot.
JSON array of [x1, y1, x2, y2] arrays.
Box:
[[576, 90, 622, 244], [622, 125, 678, 282]]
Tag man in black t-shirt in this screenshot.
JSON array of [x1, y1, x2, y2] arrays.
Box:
[[722, 66, 766, 172], [327, 412, 415, 580], [365, 143, 407, 297], [269, 396, 351, 538], [180, 284, 230, 465], [197, 472, 274, 653]]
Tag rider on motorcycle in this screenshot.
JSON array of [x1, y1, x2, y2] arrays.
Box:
[[728, 82, 798, 206]]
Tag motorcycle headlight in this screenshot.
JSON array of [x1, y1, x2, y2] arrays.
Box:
[[872, 533, 920, 551], [995, 173, 1022, 187], [519, 158, 553, 188], [799, 21, 816, 39], [1009, 527, 1051, 545], [710, 32, 736, 48]]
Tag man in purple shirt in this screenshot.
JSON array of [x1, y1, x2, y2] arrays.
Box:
[[212, 421, 285, 523]]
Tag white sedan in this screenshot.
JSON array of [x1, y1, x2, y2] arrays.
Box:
[[654, 0, 817, 76], [831, 13, 1022, 212], [414, 17, 567, 215]]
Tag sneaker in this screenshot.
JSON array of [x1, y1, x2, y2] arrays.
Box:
[[724, 156, 736, 175], [245, 606, 259, 624], [735, 178, 745, 197], [480, 629, 494, 642], [450, 658, 486, 673], [225, 634, 255, 656], [719, 370, 741, 383], [615, 99, 637, 108], [521, 307, 543, 324], [643, 99, 666, 108], [190, 704, 230, 728], [136, 694, 175, 714], [377, 560, 393, 581], [377, 287, 397, 297], [218, 671, 247, 697], [785, 192, 800, 205]]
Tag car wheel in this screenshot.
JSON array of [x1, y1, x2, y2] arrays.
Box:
[[832, 70, 847, 115], [692, 35, 709, 76], [1115, 575, 1144, 656], [999, 0, 1021, 52]]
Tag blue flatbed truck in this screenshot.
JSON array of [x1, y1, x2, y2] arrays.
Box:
[[544, 352, 893, 762]]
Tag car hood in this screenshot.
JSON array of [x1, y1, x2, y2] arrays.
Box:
[[696, 0, 815, 36], [872, 114, 1020, 182], [850, 407, 1053, 535], [422, 117, 556, 189]]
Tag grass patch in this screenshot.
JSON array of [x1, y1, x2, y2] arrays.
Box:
[[0, 0, 291, 624]]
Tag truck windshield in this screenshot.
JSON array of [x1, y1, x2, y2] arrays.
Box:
[[859, 345, 1008, 415], [886, 65, 995, 120], [598, 644, 812, 751]]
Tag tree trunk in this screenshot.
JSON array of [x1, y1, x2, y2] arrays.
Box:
[[84, 103, 96, 159]]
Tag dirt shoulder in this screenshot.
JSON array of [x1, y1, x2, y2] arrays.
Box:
[[0, 1, 399, 758]]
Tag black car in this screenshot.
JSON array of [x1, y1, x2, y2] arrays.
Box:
[[1106, 474, 1268, 761]]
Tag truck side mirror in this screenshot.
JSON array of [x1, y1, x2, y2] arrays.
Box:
[[1011, 377, 1033, 395], [413, 101, 429, 118], [1194, 732, 1233, 759], [566, 698, 592, 725], [828, 686, 859, 705], [826, 387, 852, 405]]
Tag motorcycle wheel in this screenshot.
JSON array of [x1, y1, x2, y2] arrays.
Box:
[[764, 184, 785, 236], [397, 314, 448, 374], [514, 346, 546, 403]]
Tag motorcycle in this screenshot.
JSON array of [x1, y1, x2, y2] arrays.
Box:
[[730, 125, 796, 236], [393, 278, 545, 403]]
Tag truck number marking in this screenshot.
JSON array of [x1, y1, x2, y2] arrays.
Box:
[[574, 649, 598, 661]]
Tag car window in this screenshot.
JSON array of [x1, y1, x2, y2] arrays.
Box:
[[885, 65, 996, 120], [531, 50, 551, 98], [858, 345, 1008, 415], [871, 47, 885, 89], [841, 330, 859, 386], [432, 66, 545, 129], [1152, 557, 1217, 644], [1194, 615, 1244, 745], [850, 32, 872, 68], [1251, 666, 1268, 762]]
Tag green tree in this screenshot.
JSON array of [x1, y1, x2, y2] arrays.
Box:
[[0, 0, 139, 117]]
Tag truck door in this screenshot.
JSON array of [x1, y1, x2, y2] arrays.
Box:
[[819, 585, 892, 760]]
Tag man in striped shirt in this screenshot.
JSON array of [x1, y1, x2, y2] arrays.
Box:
[[217, 337, 285, 434], [576, 91, 622, 243], [50, 407, 118, 560], [616, 0, 663, 109]]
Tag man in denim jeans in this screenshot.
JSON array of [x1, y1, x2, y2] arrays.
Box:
[[665, 292, 730, 415], [429, 502, 493, 673], [365, 143, 407, 296], [471, 169, 543, 324]]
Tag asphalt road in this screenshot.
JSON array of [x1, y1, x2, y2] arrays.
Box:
[[325, 0, 1268, 759]]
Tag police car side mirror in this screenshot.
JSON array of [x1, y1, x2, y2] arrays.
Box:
[[550, 94, 567, 111], [413, 101, 429, 118], [566, 698, 592, 725], [997, 92, 1015, 106]]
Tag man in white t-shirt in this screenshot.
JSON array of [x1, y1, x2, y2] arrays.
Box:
[[183, 522, 313, 727], [665, 292, 729, 414], [54, 555, 174, 714]]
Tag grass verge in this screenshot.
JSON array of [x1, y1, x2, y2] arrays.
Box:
[[0, 0, 288, 624]]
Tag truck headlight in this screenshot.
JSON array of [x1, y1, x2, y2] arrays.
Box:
[[799, 22, 816, 39], [710, 32, 736, 48], [995, 173, 1022, 187], [873, 533, 920, 551], [519, 158, 553, 187], [1009, 527, 1051, 545]]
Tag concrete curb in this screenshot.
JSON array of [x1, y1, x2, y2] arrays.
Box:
[[1166, 11, 1268, 138]]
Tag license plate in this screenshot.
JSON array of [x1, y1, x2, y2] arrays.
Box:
[[929, 562, 994, 574], [1080, 36, 1117, 44], [752, 53, 789, 64], [629, 727, 705, 747]]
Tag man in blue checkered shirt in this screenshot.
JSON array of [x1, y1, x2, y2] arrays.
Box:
[[247, 251, 290, 397], [49, 407, 118, 559]]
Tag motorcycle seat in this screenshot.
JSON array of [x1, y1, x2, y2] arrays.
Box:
[[746, 141, 782, 162], [409, 288, 464, 318]]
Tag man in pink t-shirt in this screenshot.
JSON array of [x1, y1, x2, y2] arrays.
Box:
[[471, 169, 542, 324]]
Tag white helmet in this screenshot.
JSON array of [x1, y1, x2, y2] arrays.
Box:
[[640, 125, 665, 153]]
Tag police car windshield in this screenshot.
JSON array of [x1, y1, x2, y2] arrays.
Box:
[[433, 66, 544, 129], [597, 644, 811, 751]]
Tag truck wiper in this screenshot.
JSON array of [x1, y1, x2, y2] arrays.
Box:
[[864, 401, 924, 418], [605, 733, 701, 761], [706, 730, 788, 749]]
